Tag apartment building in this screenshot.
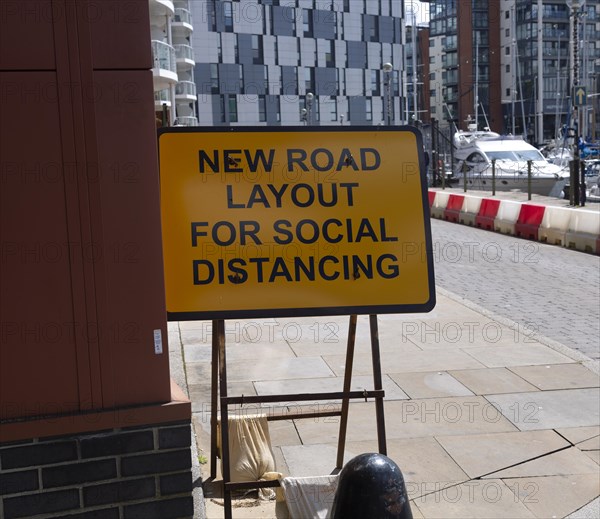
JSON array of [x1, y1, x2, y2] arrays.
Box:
[[150, 0, 199, 125], [428, 0, 503, 135], [500, 0, 600, 144], [189, 0, 405, 126]]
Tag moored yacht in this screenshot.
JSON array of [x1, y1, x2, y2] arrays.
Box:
[[453, 125, 568, 196]]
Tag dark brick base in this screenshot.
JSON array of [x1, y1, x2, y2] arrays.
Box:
[[0, 421, 193, 519]]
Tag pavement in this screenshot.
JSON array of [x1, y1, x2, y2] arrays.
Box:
[[168, 187, 600, 519]]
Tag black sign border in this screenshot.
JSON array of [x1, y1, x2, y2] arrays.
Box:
[[158, 125, 436, 320]]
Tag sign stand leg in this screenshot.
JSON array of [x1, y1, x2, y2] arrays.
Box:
[[210, 320, 219, 480], [336, 314, 358, 469], [369, 314, 387, 455], [215, 320, 233, 519]]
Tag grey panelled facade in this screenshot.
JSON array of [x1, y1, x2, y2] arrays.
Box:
[[190, 1, 405, 126]]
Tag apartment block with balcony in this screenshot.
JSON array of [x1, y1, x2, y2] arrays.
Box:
[[428, 0, 502, 136], [501, 0, 600, 144], [150, 0, 198, 126], [190, 0, 405, 126]]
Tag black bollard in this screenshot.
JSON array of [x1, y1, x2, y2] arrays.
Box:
[[330, 453, 413, 519]]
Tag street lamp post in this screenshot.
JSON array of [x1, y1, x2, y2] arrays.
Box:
[[382, 62, 393, 125], [306, 92, 314, 126]]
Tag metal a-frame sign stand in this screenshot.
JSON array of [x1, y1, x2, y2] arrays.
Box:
[[158, 126, 435, 519], [209, 314, 387, 519]]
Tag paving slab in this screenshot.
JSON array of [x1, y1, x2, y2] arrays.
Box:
[[582, 450, 600, 465], [280, 444, 352, 478], [566, 497, 600, 519], [187, 356, 335, 384], [188, 379, 257, 414], [486, 388, 600, 431], [405, 319, 528, 350], [555, 426, 600, 445], [254, 374, 409, 402], [508, 363, 600, 390], [487, 446, 600, 478], [450, 367, 539, 395], [388, 371, 474, 399], [183, 342, 296, 363], [347, 437, 469, 498], [435, 430, 569, 479], [413, 479, 536, 518], [294, 396, 517, 445], [462, 343, 576, 368], [323, 349, 486, 376], [504, 474, 600, 519], [577, 436, 600, 451]]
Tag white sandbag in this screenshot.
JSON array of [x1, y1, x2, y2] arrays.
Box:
[[281, 475, 339, 519], [219, 414, 277, 500]]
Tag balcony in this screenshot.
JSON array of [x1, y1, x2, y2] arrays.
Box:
[[152, 40, 178, 90], [175, 80, 197, 100], [172, 8, 193, 35], [175, 44, 195, 70], [174, 116, 198, 126], [149, 0, 174, 28], [154, 89, 171, 108]]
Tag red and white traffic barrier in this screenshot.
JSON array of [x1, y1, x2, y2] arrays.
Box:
[[427, 190, 600, 255]]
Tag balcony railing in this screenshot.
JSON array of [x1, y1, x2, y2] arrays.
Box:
[[175, 81, 197, 97], [154, 89, 170, 103], [174, 8, 192, 25], [152, 40, 176, 72], [175, 116, 198, 126], [175, 44, 195, 62]]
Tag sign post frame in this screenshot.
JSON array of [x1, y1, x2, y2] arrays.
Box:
[[158, 125, 436, 517], [210, 314, 387, 519]]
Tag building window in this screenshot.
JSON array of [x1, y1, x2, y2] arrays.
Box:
[[303, 9, 313, 37], [505, 28, 510, 37], [305, 68, 315, 94], [258, 95, 266, 122], [251, 35, 263, 64], [505, 10, 509, 19], [219, 95, 226, 122], [506, 88, 511, 96], [505, 46, 510, 55], [429, 72, 436, 80], [224, 2, 234, 32], [211, 64, 219, 94], [371, 70, 380, 96], [328, 96, 337, 121], [431, 106, 436, 114], [430, 89, 436, 97], [366, 98, 372, 121], [228, 94, 238, 122], [325, 40, 335, 68], [506, 64, 510, 73]]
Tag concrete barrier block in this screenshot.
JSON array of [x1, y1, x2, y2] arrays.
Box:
[[494, 200, 521, 235], [565, 210, 600, 254], [430, 191, 450, 219], [539, 206, 572, 246], [460, 195, 483, 226]]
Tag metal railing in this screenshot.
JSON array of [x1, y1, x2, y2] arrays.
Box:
[[175, 81, 197, 97], [152, 40, 176, 73], [175, 44, 195, 62], [154, 89, 170, 102], [174, 8, 192, 25], [174, 116, 198, 126]]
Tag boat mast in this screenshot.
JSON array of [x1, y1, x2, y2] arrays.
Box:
[[475, 36, 479, 130]]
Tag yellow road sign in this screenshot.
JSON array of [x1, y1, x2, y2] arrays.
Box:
[[159, 127, 435, 319]]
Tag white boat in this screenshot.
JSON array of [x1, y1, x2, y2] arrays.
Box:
[[453, 125, 568, 196]]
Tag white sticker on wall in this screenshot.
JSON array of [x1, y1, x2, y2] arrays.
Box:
[[154, 329, 163, 354]]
